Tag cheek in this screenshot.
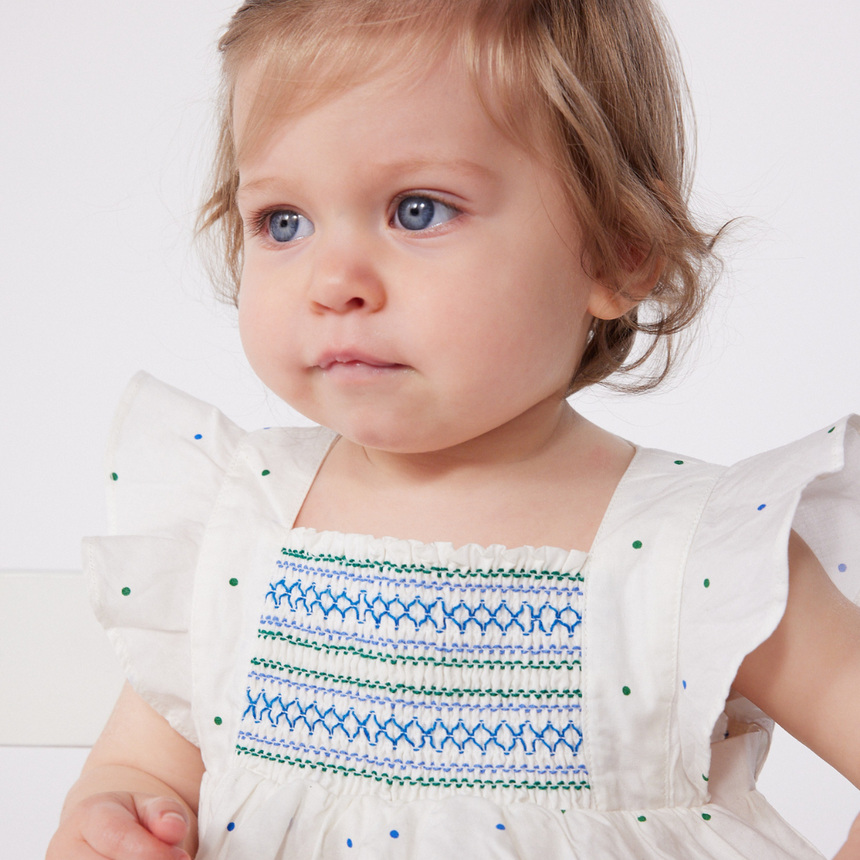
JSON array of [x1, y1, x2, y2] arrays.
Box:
[[442, 239, 587, 366], [237, 272, 289, 377]]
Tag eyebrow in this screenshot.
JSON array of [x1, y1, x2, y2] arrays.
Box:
[[237, 156, 496, 198]]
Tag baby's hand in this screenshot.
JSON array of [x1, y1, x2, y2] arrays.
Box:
[[47, 792, 191, 860]]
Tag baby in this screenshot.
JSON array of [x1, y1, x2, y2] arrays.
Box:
[[49, 1, 860, 858]]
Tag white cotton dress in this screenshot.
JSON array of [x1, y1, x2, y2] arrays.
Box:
[[85, 372, 860, 860]]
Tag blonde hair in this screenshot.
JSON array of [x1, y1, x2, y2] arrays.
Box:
[[199, 0, 724, 394]]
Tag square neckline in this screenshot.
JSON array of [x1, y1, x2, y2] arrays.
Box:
[[288, 435, 643, 561]]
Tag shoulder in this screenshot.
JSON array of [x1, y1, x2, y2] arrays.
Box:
[[104, 372, 336, 536]]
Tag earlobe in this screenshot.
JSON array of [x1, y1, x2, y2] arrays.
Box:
[[586, 254, 664, 321], [587, 283, 639, 321]]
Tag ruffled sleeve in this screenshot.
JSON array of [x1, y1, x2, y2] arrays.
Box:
[[676, 415, 860, 801], [83, 372, 246, 745]]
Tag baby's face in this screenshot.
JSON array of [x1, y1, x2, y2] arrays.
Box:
[[235, 56, 607, 453]]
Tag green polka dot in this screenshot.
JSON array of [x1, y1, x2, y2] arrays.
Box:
[[702, 774, 709, 782], [622, 686, 631, 696], [674, 460, 685, 465], [704, 579, 711, 588], [229, 578, 239, 587], [702, 813, 712, 821], [637, 816, 647, 823], [214, 716, 223, 726], [121, 587, 131, 596], [632, 540, 643, 550], [110, 473, 118, 481], [828, 427, 836, 434], [261, 469, 271, 476]]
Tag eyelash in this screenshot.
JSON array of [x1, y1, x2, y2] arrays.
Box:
[[245, 193, 463, 241]]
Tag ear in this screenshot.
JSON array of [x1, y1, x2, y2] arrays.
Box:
[[586, 250, 664, 321]]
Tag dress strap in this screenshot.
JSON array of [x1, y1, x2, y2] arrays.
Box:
[[582, 447, 723, 811], [190, 423, 339, 773]]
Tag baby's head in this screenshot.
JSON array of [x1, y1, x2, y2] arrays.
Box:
[[200, 0, 719, 445]]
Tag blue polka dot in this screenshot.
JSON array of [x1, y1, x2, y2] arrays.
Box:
[[839, 563, 848, 573], [682, 680, 687, 690], [194, 434, 203, 440], [496, 824, 506, 831], [390, 830, 400, 839], [757, 504, 767, 511], [227, 822, 235, 832], [347, 838, 353, 848]]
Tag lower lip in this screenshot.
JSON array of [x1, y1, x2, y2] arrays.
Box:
[[319, 361, 409, 380]]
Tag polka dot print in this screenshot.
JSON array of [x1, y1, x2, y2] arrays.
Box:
[[229, 578, 239, 587], [194, 434, 203, 440], [121, 587, 131, 596], [347, 839, 353, 848], [622, 686, 631, 696], [227, 822, 236, 832], [839, 563, 848, 573], [637, 816, 647, 823], [829, 427, 836, 434], [757, 504, 767, 511], [704, 579, 711, 588], [682, 680, 687, 690], [214, 716, 223, 726], [262, 469, 271, 477], [390, 830, 400, 839], [674, 460, 685, 466], [496, 824, 506, 831], [632, 540, 643, 550], [110, 473, 118, 482], [702, 813, 712, 821]]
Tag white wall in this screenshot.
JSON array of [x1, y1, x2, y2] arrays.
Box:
[[2, 1, 858, 858]]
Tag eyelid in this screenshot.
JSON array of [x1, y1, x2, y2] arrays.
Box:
[[245, 206, 314, 245], [245, 207, 285, 237], [390, 191, 464, 231]]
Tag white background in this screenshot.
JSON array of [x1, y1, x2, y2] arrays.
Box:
[[1, 0, 859, 857]]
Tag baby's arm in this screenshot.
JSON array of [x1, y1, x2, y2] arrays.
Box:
[[47, 682, 205, 860], [733, 532, 860, 853]]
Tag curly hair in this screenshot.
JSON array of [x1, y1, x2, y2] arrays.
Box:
[[198, 0, 724, 394]]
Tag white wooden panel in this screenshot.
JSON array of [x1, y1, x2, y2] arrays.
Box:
[[0, 571, 124, 746]]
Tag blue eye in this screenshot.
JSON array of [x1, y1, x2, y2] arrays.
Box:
[[267, 210, 314, 243], [395, 196, 458, 231]]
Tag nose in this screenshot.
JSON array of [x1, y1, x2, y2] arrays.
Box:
[[307, 230, 386, 315]]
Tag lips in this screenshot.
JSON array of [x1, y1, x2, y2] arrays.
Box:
[[315, 350, 406, 370]]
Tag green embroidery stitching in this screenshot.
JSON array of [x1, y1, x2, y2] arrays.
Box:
[[280, 547, 584, 582], [257, 630, 582, 672], [236, 746, 591, 791], [249, 658, 582, 699]]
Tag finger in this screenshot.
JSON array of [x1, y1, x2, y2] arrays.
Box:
[[81, 795, 189, 860], [833, 812, 860, 860], [136, 795, 191, 847]]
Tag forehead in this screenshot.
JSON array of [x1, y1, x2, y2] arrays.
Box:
[[236, 59, 488, 165], [230, 21, 548, 169]]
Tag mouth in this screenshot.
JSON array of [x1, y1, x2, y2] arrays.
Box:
[[315, 351, 409, 372]]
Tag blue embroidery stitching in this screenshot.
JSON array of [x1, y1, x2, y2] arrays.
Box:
[[276, 559, 584, 597], [246, 671, 581, 714], [242, 690, 584, 755], [238, 731, 588, 776], [259, 617, 582, 656], [266, 580, 582, 635]]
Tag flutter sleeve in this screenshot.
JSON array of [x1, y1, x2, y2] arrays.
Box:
[[675, 415, 860, 798], [83, 372, 246, 745]]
